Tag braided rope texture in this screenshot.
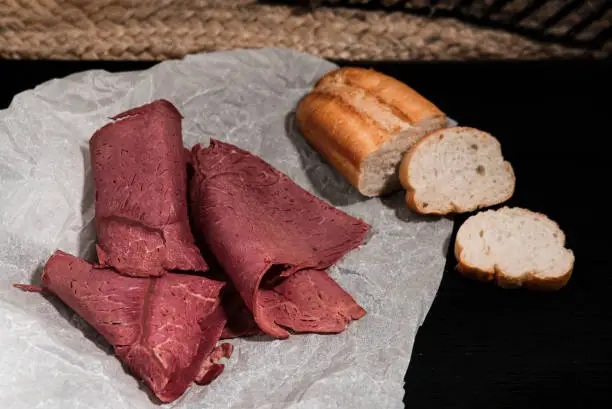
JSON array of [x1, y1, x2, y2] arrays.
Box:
[[0, 0, 604, 60]]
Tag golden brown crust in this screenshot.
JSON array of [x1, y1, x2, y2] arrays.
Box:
[[296, 66, 447, 196], [498, 269, 573, 291], [295, 92, 387, 190], [308, 88, 394, 142], [453, 240, 496, 282], [316, 67, 446, 125], [457, 260, 573, 292], [313, 83, 410, 135], [453, 218, 574, 292]]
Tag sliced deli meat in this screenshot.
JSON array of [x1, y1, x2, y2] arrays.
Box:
[[258, 268, 366, 334], [90, 100, 207, 277], [16, 250, 231, 403], [189, 140, 369, 339], [219, 288, 262, 339]]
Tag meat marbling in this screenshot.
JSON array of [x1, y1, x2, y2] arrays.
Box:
[[17, 250, 231, 403], [189, 140, 369, 339], [90, 100, 207, 277]]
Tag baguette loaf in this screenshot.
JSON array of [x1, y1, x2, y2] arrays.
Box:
[[455, 207, 574, 291], [295, 67, 448, 197], [399, 127, 515, 215]]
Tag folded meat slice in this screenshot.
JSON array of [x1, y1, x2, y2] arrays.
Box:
[[258, 269, 366, 334], [90, 100, 207, 277], [16, 250, 230, 403], [189, 140, 369, 339], [219, 288, 262, 339]]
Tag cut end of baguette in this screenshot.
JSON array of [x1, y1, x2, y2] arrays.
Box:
[[359, 115, 449, 197], [399, 127, 515, 214], [455, 207, 575, 291]]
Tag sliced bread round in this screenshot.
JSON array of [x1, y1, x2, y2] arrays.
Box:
[[399, 127, 515, 214], [455, 207, 575, 291]]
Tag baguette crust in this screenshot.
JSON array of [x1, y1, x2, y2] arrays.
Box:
[[296, 91, 387, 189], [454, 207, 574, 292], [455, 242, 573, 291], [315, 67, 445, 124], [296, 67, 447, 196], [399, 127, 515, 215]]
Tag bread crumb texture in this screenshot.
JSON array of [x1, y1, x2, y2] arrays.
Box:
[[401, 127, 515, 215], [455, 207, 574, 291]]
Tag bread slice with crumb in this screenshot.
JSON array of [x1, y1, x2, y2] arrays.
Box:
[[454, 207, 574, 291], [399, 127, 515, 215]]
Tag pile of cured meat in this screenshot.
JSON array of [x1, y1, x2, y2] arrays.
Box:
[[15, 100, 369, 403]]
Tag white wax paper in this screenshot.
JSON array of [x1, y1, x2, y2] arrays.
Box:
[[0, 48, 455, 409]]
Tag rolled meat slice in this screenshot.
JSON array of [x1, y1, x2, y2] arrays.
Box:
[[189, 140, 369, 339], [90, 100, 207, 277], [16, 250, 230, 403]]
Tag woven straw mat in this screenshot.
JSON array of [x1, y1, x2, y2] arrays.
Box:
[[0, 0, 604, 60]]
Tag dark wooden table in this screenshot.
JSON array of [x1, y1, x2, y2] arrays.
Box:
[[1, 57, 610, 409]]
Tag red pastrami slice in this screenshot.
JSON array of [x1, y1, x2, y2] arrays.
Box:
[[258, 269, 366, 334], [189, 140, 369, 339], [19, 250, 229, 403], [219, 288, 262, 339], [90, 100, 207, 277]]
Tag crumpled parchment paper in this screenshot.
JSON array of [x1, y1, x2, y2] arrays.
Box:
[[0, 48, 455, 409]]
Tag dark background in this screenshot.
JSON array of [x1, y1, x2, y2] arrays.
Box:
[[1, 57, 611, 408]]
